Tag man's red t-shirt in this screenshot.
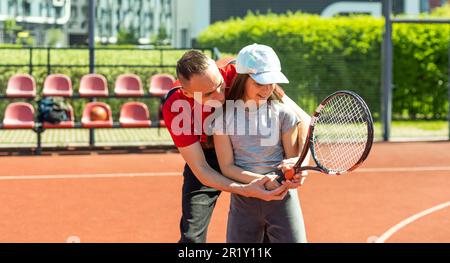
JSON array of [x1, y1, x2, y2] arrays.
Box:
[[162, 63, 237, 148]]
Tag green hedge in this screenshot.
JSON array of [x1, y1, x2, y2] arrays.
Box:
[[198, 12, 450, 120]]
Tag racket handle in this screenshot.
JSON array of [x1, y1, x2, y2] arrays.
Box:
[[274, 168, 295, 184], [274, 169, 285, 184], [284, 168, 295, 180]]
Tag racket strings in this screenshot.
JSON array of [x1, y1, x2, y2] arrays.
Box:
[[313, 95, 369, 173]]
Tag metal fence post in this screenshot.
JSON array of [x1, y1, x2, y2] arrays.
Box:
[[212, 47, 221, 60], [28, 47, 33, 75], [47, 47, 51, 75], [89, 0, 96, 147], [382, 0, 393, 141], [36, 128, 42, 155]]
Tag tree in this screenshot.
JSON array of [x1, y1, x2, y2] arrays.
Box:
[[3, 19, 22, 44], [46, 28, 64, 47], [117, 27, 139, 45], [157, 25, 168, 42], [430, 2, 450, 17], [151, 25, 169, 46]]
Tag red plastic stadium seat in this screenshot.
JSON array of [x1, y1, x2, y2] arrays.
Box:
[[81, 102, 113, 128], [159, 119, 166, 127], [119, 102, 151, 128], [114, 74, 144, 97], [215, 56, 236, 68], [79, 74, 109, 97], [149, 74, 175, 97], [3, 102, 35, 129], [43, 104, 75, 129], [6, 74, 36, 98], [43, 74, 73, 97]]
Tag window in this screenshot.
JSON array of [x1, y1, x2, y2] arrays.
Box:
[[8, 0, 15, 15], [23, 1, 31, 16], [181, 28, 188, 48]]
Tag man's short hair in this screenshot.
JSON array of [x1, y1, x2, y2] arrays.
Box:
[[176, 50, 210, 82]]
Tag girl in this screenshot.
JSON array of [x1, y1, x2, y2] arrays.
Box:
[[213, 44, 307, 243]]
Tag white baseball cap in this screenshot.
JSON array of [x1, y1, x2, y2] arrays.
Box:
[[236, 43, 289, 85]]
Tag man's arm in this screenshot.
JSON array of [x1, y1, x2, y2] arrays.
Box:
[[178, 142, 287, 201]]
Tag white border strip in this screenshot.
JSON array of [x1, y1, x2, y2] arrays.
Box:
[[375, 201, 450, 243], [0, 166, 449, 181], [321, 2, 382, 17]]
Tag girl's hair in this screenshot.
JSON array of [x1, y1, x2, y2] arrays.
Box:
[[226, 74, 281, 101], [226, 73, 249, 101]]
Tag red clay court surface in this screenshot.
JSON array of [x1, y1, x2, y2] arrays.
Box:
[[0, 141, 449, 243]]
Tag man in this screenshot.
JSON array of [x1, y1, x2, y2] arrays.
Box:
[[162, 50, 310, 243]]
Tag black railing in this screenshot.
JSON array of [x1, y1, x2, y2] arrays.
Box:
[[0, 46, 216, 76]]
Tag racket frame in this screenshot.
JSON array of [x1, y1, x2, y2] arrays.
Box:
[[281, 90, 374, 181]]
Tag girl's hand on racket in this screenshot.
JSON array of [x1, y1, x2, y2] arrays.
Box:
[[277, 157, 299, 172], [281, 173, 307, 189]]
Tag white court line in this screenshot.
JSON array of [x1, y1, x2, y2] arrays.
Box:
[[374, 201, 450, 243], [0, 172, 180, 180], [0, 166, 449, 181]]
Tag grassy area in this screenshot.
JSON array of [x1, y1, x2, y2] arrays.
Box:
[[0, 120, 447, 148], [0, 47, 214, 67], [373, 120, 449, 140]]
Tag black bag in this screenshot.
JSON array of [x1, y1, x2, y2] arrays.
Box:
[[37, 97, 69, 124]]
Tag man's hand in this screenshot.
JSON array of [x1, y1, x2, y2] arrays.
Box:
[[241, 176, 288, 201], [264, 174, 281, 191]]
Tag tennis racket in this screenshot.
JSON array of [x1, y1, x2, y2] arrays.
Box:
[[277, 90, 374, 182]]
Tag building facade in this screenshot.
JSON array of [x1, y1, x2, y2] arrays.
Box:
[[0, 0, 71, 44], [80, 0, 172, 45], [0, 0, 173, 46]]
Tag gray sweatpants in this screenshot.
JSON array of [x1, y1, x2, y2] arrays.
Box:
[[226, 189, 307, 243]]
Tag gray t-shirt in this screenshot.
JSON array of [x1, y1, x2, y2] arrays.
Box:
[[213, 100, 300, 174]]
